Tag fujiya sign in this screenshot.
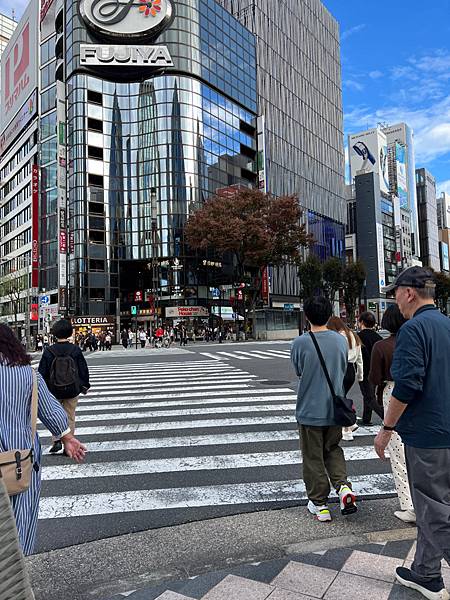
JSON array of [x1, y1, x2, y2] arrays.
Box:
[[80, 0, 173, 39], [80, 44, 173, 66]]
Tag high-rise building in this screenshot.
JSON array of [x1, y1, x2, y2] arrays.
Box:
[[218, 0, 346, 307], [437, 193, 450, 273], [0, 3, 39, 344], [0, 13, 16, 56], [415, 168, 440, 271]]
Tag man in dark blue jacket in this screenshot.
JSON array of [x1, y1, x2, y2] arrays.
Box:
[[375, 267, 450, 600]]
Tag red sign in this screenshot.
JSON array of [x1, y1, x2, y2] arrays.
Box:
[[59, 230, 67, 253], [31, 165, 39, 287], [261, 267, 269, 303], [40, 0, 55, 22], [134, 290, 143, 302], [30, 304, 38, 321]]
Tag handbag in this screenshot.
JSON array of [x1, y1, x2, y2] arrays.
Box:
[[0, 370, 38, 496], [309, 332, 357, 427]]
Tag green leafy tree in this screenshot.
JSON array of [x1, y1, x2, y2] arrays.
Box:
[[297, 255, 323, 300], [185, 188, 312, 331], [343, 260, 366, 325], [322, 257, 344, 302], [433, 271, 450, 315]]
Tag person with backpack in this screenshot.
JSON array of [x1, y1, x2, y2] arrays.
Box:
[[38, 319, 90, 455]]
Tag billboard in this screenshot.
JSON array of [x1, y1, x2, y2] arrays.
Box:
[[396, 143, 408, 208], [0, 0, 39, 133], [349, 128, 389, 194]]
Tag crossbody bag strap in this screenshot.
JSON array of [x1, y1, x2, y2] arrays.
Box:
[[30, 369, 38, 446], [309, 332, 337, 400]]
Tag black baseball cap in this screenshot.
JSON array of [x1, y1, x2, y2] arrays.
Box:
[[383, 266, 435, 293]]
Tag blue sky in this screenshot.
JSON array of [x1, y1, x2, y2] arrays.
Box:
[[2, 0, 450, 193], [324, 0, 450, 193]]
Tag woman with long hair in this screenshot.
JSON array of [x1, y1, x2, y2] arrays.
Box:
[[327, 316, 364, 441], [0, 324, 86, 555], [369, 305, 415, 523]]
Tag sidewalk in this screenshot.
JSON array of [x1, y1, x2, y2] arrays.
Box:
[[106, 532, 428, 600]]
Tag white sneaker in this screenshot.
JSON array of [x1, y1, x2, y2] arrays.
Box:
[[307, 500, 332, 522], [338, 485, 357, 515], [350, 423, 359, 432], [342, 430, 354, 441], [394, 509, 416, 523]]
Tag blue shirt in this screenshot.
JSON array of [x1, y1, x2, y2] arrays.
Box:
[[392, 304, 450, 448], [291, 331, 347, 426]]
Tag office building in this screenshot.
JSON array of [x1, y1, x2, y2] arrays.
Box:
[[415, 168, 440, 271], [0, 12, 16, 56], [437, 192, 450, 273], [0, 3, 39, 342]]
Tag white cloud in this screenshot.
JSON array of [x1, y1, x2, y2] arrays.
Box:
[[345, 96, 450, 165], [0, 0, 28, 19], [437, 180, 450, 196], [344, 79, 364, 92], [341, 24, 366, 41], [369, 70, 383, 79]]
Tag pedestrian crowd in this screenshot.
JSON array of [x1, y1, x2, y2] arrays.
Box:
[[0, 266, 449, 600], [291, 266, 450, 600]]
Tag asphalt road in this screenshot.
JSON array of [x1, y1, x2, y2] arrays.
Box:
[[34, 340, 386, 554]]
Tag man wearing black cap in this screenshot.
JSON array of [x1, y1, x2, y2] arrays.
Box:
[[374, 266, 450, 600]]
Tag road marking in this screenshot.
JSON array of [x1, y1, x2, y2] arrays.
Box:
[[39, 473, 395, 519], [77, 388, 295, 404], [235, 351, 273, 359], [199, 353, 223, 360], [83, 383, 253, 398], [75, 394, 296, 412], [38, 415, 295, 438], [41, 446, 380, 481], [216, 351, 252, 360], [88, 375, 257, 389]]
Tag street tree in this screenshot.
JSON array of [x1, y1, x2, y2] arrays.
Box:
[[0, 272, 27, 337], [322, 256, 344, 303], [433, 271, 450, 315], [342, 260, 366, 325], [185, 188, 312, 329], [297, 254, 323, 300]]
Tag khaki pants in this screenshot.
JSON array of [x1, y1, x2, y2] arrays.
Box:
[[52, 396, 78, 441], [299, 425, 351, 506]]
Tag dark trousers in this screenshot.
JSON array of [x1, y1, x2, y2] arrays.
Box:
[[299, 425, 350, 506], [405, 445, 450, 582], [343, 363, 356, 396], [359, 379, 384, 422]]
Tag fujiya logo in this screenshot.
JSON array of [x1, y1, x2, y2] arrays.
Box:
[[80, 0, 174, 39], [3, 22, 30, 115]]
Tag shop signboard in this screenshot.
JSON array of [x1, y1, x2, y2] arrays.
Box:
[[166, 306, 209, 318], [72, 316, 115, 326]]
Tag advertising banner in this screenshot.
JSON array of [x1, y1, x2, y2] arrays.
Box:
[[396, 143, 408, 208], [31, 165, 39, 288], [377, 223, 386, 291], [0, 0, 39, 132], [166, 306, 209, 318], [349, 128, 389, 194]]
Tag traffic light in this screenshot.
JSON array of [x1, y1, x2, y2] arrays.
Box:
[[131, 306, 137, 316]]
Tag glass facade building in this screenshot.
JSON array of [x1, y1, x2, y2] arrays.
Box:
[[42, 0, 258, 319]]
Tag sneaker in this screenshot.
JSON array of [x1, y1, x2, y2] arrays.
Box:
[[338, 485, 357, 515], [394, 509, 416, 523], [48, 440, 63, 454], [342, 430, 354, 441], [350, 423, 359, 432], [307, 500, 332, 522], [396, 567, 449, 600]]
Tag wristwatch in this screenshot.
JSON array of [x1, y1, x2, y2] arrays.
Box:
[[383, 424, 395, 431]]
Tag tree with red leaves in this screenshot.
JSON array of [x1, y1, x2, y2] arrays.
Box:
[[185, 188, 312, 330]]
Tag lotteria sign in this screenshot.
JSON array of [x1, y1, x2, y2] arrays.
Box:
[[79, 0, 174, 39]]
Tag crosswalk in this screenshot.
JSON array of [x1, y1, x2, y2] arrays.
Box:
[[36, 359, 394, 551], [200, 348, 291, 361]]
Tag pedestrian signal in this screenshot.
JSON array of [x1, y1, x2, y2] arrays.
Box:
[[131, 306, 137, 315]]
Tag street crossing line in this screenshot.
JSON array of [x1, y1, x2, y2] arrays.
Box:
[[39, 474, 395, 519], [41, 446, 380, 481], [199, 350, 291, 361]]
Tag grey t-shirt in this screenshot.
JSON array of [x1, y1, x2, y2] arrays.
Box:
[[290, 330, 347, 426]]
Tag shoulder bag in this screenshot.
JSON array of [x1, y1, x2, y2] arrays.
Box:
[[309, 332, 356, 427], [0, 370, 38, 496]]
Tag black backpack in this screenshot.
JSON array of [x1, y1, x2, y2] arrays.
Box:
[[48, 346, 80, 400]]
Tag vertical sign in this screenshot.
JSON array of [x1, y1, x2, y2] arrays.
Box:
[[261, 267, 270, 304], [31, 165, 39, 287], [57, 80, 67, 311], [377, 223, 386, 292], [257, 115, 267, 193]]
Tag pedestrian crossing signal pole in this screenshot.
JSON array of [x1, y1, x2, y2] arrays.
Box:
[[131, 305, 138, 348]]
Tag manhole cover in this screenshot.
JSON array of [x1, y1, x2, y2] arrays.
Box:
[[259, 380, 291, 385]]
